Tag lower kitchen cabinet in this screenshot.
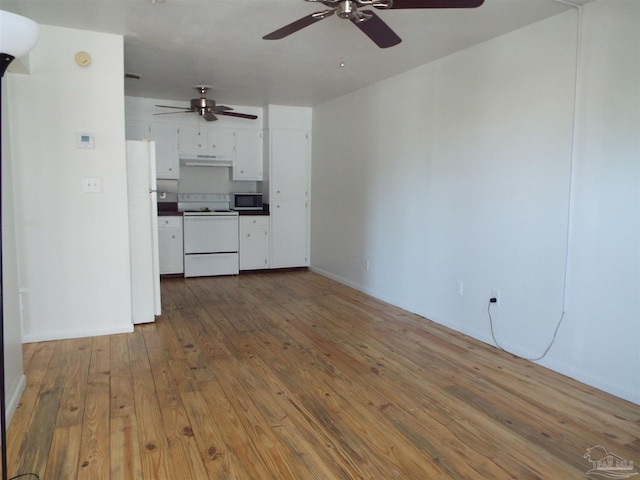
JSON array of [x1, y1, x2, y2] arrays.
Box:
[[158, 216, 184, 274], [270, 200, 308, 268], [239, 216, 270, 270]]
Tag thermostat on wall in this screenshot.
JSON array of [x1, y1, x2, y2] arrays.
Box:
[[76, 133, 95, 149]]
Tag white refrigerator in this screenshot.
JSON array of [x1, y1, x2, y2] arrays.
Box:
[[126, 140, 161, 324]]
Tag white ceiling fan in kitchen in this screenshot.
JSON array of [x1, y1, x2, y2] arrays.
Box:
[[263, 0, 484, 48], [154, 86, 258, 122]]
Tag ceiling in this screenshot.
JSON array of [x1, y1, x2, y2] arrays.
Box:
[[0, 0, 583, 108]]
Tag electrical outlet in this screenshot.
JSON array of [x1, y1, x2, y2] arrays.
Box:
[[365, 260, 370, 271], [490, 290, 501, 305], [457, 281, 464, 296]]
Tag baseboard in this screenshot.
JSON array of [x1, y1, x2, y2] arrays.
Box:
[[22, 323, 135, 344], [5, 374, 26, 426], [309, 266, 380, 299]]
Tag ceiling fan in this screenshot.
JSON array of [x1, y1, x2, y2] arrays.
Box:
[[263, 0, 484, 48], [154, 86, 258, 122]]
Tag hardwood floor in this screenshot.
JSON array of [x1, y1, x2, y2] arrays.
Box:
[[7, 270, 640, 479]]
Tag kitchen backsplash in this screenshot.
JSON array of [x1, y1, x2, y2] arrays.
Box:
[[177, 165, 260, 195]]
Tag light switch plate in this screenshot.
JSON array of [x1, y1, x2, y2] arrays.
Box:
[[82, 177, 101, 193]]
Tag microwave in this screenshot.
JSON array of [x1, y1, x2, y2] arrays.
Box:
[[232, 193, 264, 211]]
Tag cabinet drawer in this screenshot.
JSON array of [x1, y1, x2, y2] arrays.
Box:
[[240, 216, 269, 229], [184, 253, 239, 277], [158, 216, 182, 228]]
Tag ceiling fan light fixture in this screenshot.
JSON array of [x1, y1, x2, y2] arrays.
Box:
[[264, 0, 484, 48], [155, 86, 258, 122]]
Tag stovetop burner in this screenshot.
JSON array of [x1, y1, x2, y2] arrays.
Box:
[[178, 193, 234, 214]]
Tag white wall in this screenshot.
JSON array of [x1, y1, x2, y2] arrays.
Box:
[[311, 1, 639, 404], [2, 75, 27, 424], [9, 25, 134, 342], [561, 0, 639, 402]]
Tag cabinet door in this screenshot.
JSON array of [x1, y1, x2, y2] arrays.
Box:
[[271, 129, 309, 199], [234, 130, 263, 181], [270, 200, 308, 268], [150, 124, 179, 179], [158, 217, 184, 274], [206, 125, 236, 156], [178, 125, 207, 155], [240, 216, 269, 270]]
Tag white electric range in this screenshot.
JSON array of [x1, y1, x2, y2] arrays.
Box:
[[178, 194, 239, 277]]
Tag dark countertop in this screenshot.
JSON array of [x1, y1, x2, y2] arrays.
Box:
[[157, 202, 270, 216], [158, 202, 180, 216], [238, 207, 270, 216]]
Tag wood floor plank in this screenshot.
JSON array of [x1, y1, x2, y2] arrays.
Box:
[[6, 340, 56, 473], [12, 373, 65, 478], [141, 323, 210, 479], [7, 271, 640, 479], [44, 424, 82, 480], [55, 337, 93, 429], [127, 329, 175, 480], [77, 372, 111, 480], [90, 335, 112, 375], [111, 415, 144, 480], [110, 334, 136, 419]]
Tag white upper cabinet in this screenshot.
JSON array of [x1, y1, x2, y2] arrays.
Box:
[[125, 122, 179, 179], [206, 125, 236, 155], [270, 129, 309, 199], [150, 123, 179, 179], [178, 124, 235, 157], [234, 129, 263, 181]]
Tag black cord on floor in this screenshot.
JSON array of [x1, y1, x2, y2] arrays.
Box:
[[8, 474, 40, 479], [487, 300, 565, 361]]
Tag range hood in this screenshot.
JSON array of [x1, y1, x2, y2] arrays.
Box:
[[180, 153, 233, 167]]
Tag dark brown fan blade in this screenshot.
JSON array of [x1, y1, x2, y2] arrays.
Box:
[[155, 104, 193, 110], [387, 0, 484, 8], [263, 10, 335, 40], [220, 111, 258, 120], [153, 111, 192, 116], [203, 111, 218, 122], [212, 105, 234, 113], [352, 10, 401, 48]]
